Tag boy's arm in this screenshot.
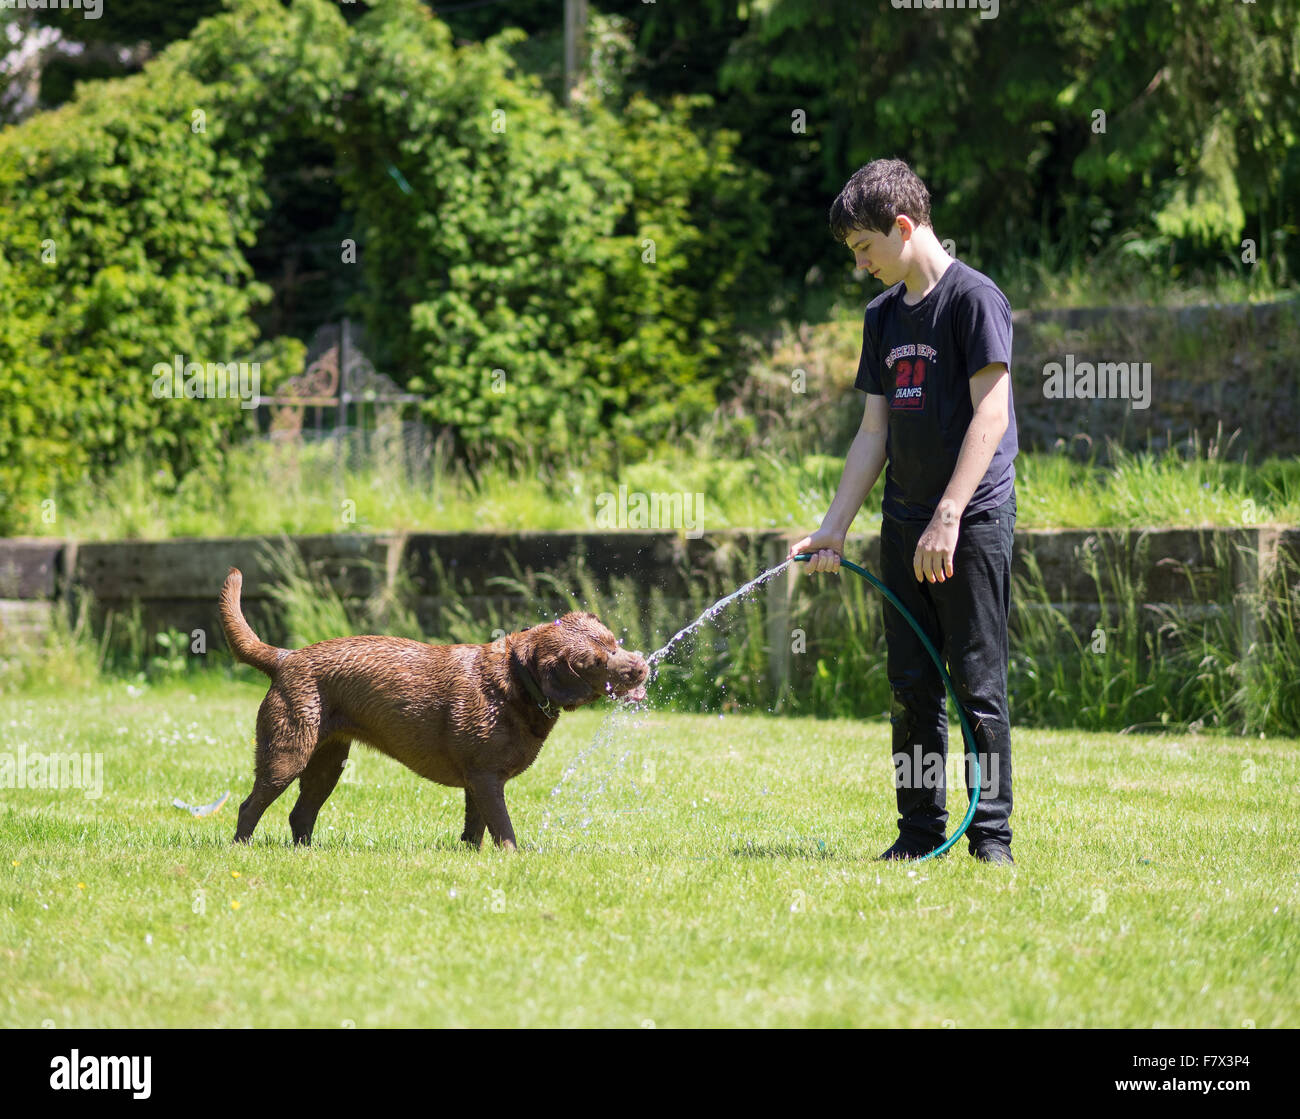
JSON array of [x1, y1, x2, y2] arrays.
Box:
[[824, 391, 889, 537], [791, 305, 888, 573], [913, 362, 1010, 582], [788, 392, 888, 571]]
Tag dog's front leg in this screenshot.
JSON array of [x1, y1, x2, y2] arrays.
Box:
[[461, 788, 487, 849], [465, 773, 516, 852]]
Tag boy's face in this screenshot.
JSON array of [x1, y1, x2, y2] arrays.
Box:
[[845, 218, 911, 287]]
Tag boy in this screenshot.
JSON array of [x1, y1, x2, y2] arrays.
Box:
[[788, 158, 1017, 864]]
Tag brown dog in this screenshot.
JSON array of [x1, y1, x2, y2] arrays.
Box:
[[218, 567, 648, 850]]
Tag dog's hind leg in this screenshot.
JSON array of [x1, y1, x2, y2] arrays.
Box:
[[234, 688, 317, 844], [461, 788, 487, 849], [234, 774, 296, 843], [289, 737, 351, 847]]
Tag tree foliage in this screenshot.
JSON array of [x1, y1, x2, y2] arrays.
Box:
[[610, 0, 1300, 291], [0, 0, 772, 530]]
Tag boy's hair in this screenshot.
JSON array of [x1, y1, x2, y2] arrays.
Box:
[[829, 158, 932, 242]]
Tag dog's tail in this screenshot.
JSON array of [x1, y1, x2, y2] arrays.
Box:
[[219, 567, 286, 676]]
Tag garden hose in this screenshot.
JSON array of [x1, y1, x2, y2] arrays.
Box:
[[792, 553, 981, 862]]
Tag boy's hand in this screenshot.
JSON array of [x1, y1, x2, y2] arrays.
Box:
[[914, 504, 959, 582], [789, 528, 845, 574]]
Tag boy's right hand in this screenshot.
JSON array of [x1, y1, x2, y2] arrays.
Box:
[[788, 528, 845, 574]]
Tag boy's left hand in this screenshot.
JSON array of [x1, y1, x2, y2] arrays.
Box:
[[914, 505, 960, 582]]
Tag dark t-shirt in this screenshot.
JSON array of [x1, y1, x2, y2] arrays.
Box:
[[855, 259, 1018, 522]]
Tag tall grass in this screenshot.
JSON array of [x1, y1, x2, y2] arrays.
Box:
[[326, 527, 1300, 741], [996, 239, 1288, 311], [206, 533, 1300, 736], [1014, 432, 1298, 528], [20, 431, 1300, 541], [1009, 536, 1198, 732], [1245, 548, 1300, 733], [1154, 538, 1300, 736], [6, 520, 1297, 738], [0, 593, 103, 695]]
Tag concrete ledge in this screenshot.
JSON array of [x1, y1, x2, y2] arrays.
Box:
[[0, 527, 1292, 653]]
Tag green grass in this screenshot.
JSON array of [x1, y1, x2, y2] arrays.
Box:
[[19, 435, 1300, 540], [2, 678, 1295, 1027], [28, 440, 876, 540], [996, 246, 1292, 312], [1014, 443, 1300, 528]]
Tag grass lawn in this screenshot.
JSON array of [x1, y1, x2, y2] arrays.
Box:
[[1, 678, 1295, 1028]]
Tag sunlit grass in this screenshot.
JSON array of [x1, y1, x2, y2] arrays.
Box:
[[26, 436, 1300, 541], [1, 679, 1295, 1027]]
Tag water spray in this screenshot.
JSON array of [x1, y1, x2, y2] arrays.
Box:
[[548, 552, 981, 863]]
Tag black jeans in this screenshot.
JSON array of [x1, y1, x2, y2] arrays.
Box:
[[879, 493, 1015, 852]]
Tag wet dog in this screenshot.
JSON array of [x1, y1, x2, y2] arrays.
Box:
[[218, 568, 648, 850]]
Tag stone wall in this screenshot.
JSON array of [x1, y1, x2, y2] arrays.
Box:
[[3, 529, 1296, 699], [1011, 299, 1300, 458]]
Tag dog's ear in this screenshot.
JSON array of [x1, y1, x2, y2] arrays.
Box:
[[537, 655, 597, 708], [529, 627, 599, 709]]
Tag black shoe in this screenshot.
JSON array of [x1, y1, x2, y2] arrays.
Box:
[[877, 837, 945, 861], [970, 839, 1014, 865]]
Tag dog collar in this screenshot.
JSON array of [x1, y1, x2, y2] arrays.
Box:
[[510, 648, 558, 719]]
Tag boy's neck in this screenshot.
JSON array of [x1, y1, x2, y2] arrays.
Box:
[[901, 226, 954, 305]]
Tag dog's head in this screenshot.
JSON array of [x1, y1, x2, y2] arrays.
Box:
[[514, 612, 648, 712]]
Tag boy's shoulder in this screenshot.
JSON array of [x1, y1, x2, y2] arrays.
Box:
[[864, 282, 903, 319], [864, 259, 1010, 323], [943, 258, 1008, 298]]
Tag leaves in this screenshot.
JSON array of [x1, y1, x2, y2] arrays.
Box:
[[0, 0, 773, 527]]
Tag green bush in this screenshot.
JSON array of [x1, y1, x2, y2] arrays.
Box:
[[0, 41, 303, 533], [0, 0, 773, 532], [336, 2, 771, 466]]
